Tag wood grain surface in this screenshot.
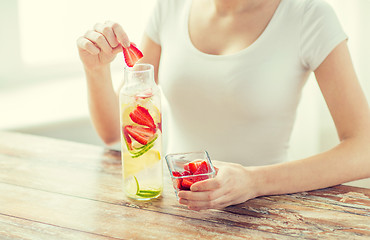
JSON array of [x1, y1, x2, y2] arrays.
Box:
[[0, 131, 369, 239]]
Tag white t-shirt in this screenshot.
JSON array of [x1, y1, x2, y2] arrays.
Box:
[[145, 0, 347, 166]]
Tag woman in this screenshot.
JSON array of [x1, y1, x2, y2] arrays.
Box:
[[77, 0, 370, 210]]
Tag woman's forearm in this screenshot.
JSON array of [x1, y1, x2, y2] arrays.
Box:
[[85, 66, 120, 145], [252, 135, 370, 197]]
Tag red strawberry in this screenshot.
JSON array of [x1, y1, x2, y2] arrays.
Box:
[[122, 127, 133, 150], [182, 170, 192, 176], [183, 163, 190, 172], [173, 160, 211, 191], [188, 160, 206, 174], [182, 175, 209, 190], [193, 160, 209, 175], [181, 177, 193, 190], [122, 42, 143, 67], [129, 105, 156, 129], [124, 125, 155, 145], [172, 171, 183, 190], [172, 171, 182, 177]]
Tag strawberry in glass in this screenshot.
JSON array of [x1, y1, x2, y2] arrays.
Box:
[[165, 151, 216, 199]]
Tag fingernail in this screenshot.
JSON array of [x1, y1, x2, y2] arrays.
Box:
[[123, 41, 131, 48]]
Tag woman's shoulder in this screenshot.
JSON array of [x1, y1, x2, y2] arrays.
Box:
[[299, 0, 336, 16], [283, 0, 335, 14], [155, 0, 190, 11], [281, 0, 339, 27]]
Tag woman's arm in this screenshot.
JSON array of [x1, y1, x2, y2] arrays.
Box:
[[77, 21, 130, 145], [77, 21, 161, 145], [178, 41, 370, 210], [255, 40, 370, 196], [254, 41, 370, 195]]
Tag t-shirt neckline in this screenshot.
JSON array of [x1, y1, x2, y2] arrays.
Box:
[[183, 0, 285, 59]]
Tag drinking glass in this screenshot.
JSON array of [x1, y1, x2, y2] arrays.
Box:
[[165, 151, 216, 198]]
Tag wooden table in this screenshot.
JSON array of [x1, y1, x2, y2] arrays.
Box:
[[0, 131, 369, 239]]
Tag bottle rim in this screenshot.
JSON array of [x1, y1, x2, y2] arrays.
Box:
[[124, 63, 154, 73]]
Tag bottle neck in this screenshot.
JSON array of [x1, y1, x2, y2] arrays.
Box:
[[122, 64, 157, 95]]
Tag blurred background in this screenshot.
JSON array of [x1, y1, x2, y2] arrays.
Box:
[[0, 0, 369, 187]]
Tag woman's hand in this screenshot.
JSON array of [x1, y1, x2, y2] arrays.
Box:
[[77, 21, 130, 70], [177, 162, 258, 211]]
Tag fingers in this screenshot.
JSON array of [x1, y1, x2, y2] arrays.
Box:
[[105, 21, 130, 47], [93, 22, 120, 49], [77, 21, 130, 56], [178, 187, 224, 202], [178, 187, 247, 211], [76, 36, 100, 55], [178, 193, 231, 211], [112, 45, 124, 54], [176, 164, 253, 210], [84, 30, 112, 54], [190, 177, 222, 192], [177, 179, 227, 210]]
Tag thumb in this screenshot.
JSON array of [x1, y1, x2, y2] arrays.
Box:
[[214, 166, 219, 175], [113, 45, 123, 54]]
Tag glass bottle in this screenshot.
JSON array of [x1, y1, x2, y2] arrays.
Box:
[[119, 64, 162, 200]]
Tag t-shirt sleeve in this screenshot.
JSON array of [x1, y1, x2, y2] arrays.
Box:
[[144, 0, 165, 45], [300, 0, 348, 71]]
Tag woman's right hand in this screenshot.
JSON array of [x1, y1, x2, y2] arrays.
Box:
[[77, 21, 131, 71]]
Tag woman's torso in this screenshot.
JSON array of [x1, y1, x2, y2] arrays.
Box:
[[145, 0, 346, 165]]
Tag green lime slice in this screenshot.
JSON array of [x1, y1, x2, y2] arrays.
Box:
[[136, 190, 161, 198], [133, 176, 161, 198], [134, 176, 140, 195], [130, 135, 158, 158]]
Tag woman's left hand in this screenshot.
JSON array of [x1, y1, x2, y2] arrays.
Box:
[[177, 162, 258, 211]]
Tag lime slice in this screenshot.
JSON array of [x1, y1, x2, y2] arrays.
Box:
[[137, 189, 162, 198], [133, 176, 140, 194], [131, 135, 158, 158], [123, 149, 161, 178], [133, 177, 162, 198]]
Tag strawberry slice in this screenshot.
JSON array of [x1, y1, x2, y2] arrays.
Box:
[[124, 125, 155, 145], [173, 170, 193, 191], [122, 126, 133, 150], [181, 175, 209, 190], [172, 171, 183, 190], [183, 163, 190, 172], [122, 42, 143, 67], [181, 178, 193, 190], [173, 160, 211, 191], [188, 160, 206, 174], [172, 171, 182, 177], [129, 105, 156, 129], [182, 170, 192, 176], [193, 160, 209, 175]]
